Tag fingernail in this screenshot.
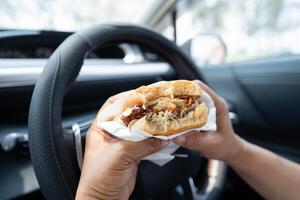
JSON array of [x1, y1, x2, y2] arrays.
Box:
[[174, 136, 186, 144], [161, 140, 169, 147]]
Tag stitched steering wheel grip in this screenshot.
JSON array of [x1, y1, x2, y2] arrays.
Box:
[[28, 24, 204, 199]]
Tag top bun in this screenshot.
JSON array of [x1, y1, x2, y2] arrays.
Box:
[[124, 80, 201, 109]]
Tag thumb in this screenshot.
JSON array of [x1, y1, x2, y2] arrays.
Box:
[[172, 131, 216, 152], [123, 138, 169, 160]]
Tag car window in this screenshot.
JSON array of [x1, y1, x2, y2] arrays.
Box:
[[176, 0, 300, 64], [0, 0, 157, 31]]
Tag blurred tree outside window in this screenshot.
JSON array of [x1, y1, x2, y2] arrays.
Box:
[[0, 0, 155, 31], [176, 0, 300, 64]]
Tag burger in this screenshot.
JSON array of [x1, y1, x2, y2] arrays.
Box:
[[117, 80, 208, 135]]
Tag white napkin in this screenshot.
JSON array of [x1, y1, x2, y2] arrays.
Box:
[[97, 91, 217, 166]]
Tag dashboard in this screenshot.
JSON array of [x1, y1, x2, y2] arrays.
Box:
[[0, 30, 70, 58], [0, 46, 123, 59], [0, 30, 160, 60], [0, 47, 50, 58]]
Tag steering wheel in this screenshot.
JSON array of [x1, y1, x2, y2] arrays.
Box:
[[28, 25, 226, 200]]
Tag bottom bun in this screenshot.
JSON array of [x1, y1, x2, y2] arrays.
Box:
[[131, 103, 208, 135]]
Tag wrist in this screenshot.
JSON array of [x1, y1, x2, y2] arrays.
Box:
[[76, 183, 112, 200], [76, 185, 97, 200], [223, 134, 248, 166], [76, 180, 130, 200], [76, 191, 99, 200]]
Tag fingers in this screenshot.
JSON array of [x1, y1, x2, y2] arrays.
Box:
[[172, 131, 217, 152], [193, 80, 220, 103], [193, 80, 228, 115], [87, 123, 168, 160], [122, 138, 169, 160], [88, 122, 118, 143]]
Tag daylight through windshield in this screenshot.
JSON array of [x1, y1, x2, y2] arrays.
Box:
[[0, 0, 157, 31]]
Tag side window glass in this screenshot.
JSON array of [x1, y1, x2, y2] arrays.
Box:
[[176, 0, 300, 65]]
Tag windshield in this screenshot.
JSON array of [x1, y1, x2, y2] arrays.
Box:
[[0, 0, 157, 31]]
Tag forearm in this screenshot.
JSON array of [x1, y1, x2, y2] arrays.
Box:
[[227, 140, 300, 200]]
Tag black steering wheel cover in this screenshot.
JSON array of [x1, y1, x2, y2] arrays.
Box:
[[28, 24, 203, 200]]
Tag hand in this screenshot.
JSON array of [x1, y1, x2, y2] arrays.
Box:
[[172, 80, 245, 164], [76, 92, 169, 200]]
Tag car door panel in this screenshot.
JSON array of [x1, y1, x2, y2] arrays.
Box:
[[202, 66, 268, 128], [233, 56, 300, 129], [201, 56, 300, 152]]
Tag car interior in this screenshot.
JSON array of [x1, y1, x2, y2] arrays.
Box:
[[0, 0, 300, 200]]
